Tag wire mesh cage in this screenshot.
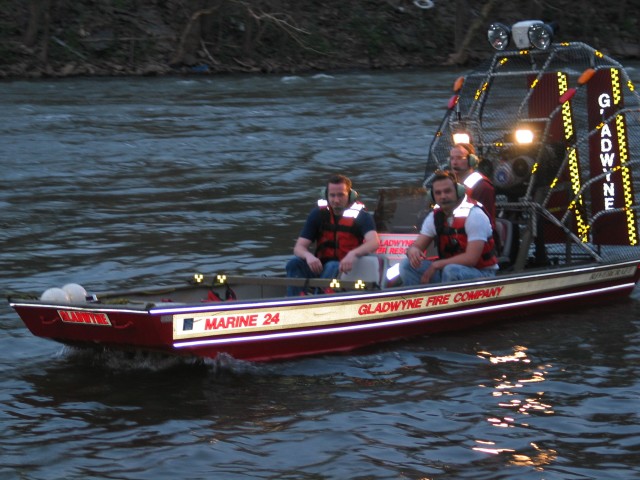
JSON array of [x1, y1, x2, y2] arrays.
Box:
[[425, 42, 640, 267]]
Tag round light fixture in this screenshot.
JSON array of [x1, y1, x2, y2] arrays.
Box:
[[487, 23, 511, 51], [528, 23, 554, 50]]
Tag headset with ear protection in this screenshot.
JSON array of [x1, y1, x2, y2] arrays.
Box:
[[450, 143, 480, 169], [321, 186, 359, 204], [427, 184, 466, 204], [426, 173, 466, 204]]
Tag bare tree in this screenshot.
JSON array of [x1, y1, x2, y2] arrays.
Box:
[[447, 0, 499, 65], [170, 3, 220, 65], [170, 0, 311, 68], [24, 0, 51, 49]]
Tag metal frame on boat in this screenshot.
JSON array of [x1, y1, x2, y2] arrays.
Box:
[[7, 21, 640, 361]]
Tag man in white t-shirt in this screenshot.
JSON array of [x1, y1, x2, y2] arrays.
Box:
[[400, 170, 499, 285]]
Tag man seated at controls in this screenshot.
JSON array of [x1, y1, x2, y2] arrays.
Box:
[[449, 142, 496, 223], [399, 170, 498, 285], [286, 174, 380, 295]]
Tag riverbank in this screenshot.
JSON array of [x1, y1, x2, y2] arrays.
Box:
[[1, 0, 638, 80]]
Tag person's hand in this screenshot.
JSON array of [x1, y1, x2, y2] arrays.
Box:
[[407, 245, 425, 269], [420, 260, 442, 283], [339, 251, 358, 273], [306, 255, 323, 274]]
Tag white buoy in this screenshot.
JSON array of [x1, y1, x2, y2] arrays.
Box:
[[62, 283, 88, 304], [40, 287, 71, 304]]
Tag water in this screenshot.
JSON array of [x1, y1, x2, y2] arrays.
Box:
[[1, 70, 639, 479]]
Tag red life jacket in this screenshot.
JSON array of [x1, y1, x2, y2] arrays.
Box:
[[316, 201, 365, 263], [463, 171, 486, 189], [461, 173, 502, 254], [433, 199, 498, 269]]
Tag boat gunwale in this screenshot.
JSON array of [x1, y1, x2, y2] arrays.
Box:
[[8, 259, 639, 316], [152, 259, 640, 314]]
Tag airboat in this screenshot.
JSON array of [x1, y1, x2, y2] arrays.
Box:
[[8, 21, 640, 361]]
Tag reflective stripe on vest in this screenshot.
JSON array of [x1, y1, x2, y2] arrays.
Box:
[[434, 200, 497, 269], [316, 202, 365, 262]]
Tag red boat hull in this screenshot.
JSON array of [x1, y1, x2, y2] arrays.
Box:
[[11, 262, 640, 361]]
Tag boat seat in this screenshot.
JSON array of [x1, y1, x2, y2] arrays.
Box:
[[340, 254, 389, 289], [373, 186, 429, 233], [495, 217, 515, 267]]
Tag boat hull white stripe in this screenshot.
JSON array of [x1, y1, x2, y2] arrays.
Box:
[[153, 262, 639, 315], [172, 282, 634, 349]]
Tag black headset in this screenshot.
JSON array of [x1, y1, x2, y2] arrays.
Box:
[[427, 171, 466, 204]]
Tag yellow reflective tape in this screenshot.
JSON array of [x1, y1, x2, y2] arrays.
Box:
[[609, 68, 637, 245], [557, 72, 588, 241], [615, 113, 638, 245], [611, 68, 621, 105], [474, 81, 489, 101]]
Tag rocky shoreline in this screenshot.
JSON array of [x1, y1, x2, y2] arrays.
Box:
[[2, 0, 638, 80]]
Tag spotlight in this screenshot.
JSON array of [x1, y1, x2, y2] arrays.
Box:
[[515, 128, 535, 144], [487, 23, 511, 51], [510, 20, 554, 50], [452, 131, 471, 145], [528, 23, 554, 50]]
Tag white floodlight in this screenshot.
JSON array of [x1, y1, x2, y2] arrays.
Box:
[[487, 23, 511, 51], [528, 23, 554, 50], [452, 131, 471, 145], [511, 20, 554, 50], [515, 128, 535, 144]]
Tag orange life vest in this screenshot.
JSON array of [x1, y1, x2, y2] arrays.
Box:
[[316, 201, 366, 263]]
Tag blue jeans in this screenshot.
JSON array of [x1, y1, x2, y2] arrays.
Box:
[[399, 257, 497, 286], [285, 257, 340, 296]]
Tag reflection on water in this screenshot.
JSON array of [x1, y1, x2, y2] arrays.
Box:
[[473, 346, 557, 468], [1, 72, 640, 479]]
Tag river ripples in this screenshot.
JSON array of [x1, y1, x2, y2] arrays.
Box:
[[1, 70, 639, 479]]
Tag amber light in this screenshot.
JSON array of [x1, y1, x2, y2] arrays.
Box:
[[578, 68, 596, 85], [453, 76, 465, 92]]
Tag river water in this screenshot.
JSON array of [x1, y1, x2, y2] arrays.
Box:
[[1, 69, 639, 479]]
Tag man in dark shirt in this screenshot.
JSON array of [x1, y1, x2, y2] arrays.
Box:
[[285, 174, 379, 295]]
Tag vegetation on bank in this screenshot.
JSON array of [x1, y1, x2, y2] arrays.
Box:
[[0, 0, 638, 79]]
